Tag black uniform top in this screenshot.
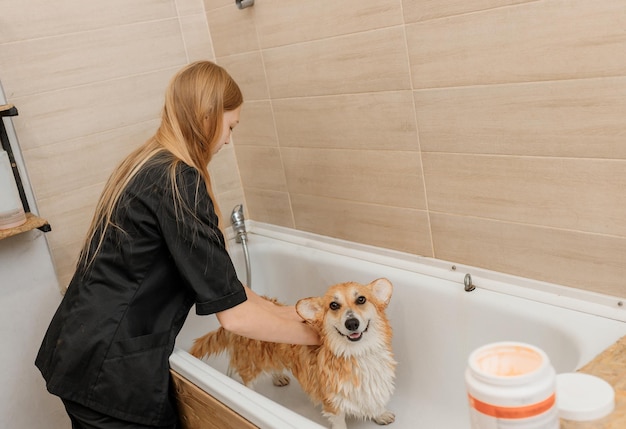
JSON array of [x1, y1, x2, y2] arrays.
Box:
[[35, 152, 246, 426]]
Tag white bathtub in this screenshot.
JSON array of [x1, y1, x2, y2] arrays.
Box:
[[171, 222, 626, 429]]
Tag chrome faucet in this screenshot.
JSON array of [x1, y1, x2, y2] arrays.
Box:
[[230, 204, 251, 288], [230, 204, 247, 243]]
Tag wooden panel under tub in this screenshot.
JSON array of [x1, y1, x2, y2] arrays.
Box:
[[171, 370, 259, 429]]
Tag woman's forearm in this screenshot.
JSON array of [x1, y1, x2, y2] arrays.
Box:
[[216, 298, 320, 345]]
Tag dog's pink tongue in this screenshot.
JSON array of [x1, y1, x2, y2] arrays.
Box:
[[349, 332, 361, 339]]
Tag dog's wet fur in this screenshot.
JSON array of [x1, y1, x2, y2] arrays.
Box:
[[190, 278, 396, 429]]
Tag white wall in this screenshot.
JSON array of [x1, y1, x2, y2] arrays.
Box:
[[0, 232, 69, 429]]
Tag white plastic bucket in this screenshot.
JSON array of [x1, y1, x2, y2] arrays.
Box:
[[465, 342, 559, 429]]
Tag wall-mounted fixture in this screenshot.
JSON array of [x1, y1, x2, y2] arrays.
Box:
[[236, 0, 254, 9], [464, 273, 475, 292], [0, 103, 50, 240], [231, 204, 251, 288]]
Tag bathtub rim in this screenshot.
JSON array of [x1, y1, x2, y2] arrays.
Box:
[[226, 221, 625, 323]]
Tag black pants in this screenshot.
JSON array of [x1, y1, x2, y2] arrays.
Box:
[[62, 400, 178, 429]]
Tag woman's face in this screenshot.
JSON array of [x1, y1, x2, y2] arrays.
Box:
[[211, 106, 241, 155]]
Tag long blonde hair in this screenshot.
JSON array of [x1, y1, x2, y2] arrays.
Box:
[[78, 61, 243, 269]]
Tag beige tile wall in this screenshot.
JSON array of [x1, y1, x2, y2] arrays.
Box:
[[208, 0, 626, 298], [2, 0, 626, 300]]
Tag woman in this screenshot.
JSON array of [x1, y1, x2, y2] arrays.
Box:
[[36, 61, 320, 429]]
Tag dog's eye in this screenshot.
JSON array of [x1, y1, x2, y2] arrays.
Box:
[[329, 302, 341, 311], [356, 296, 367, 305]]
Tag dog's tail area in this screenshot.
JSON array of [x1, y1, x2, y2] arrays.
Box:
[[189, 328, 230, 359]]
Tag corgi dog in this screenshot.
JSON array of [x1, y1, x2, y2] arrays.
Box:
[[190, 278, 396, 429]]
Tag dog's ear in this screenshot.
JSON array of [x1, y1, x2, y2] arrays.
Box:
[[369, 278, 393, 307], [296, 297, 323, 322]]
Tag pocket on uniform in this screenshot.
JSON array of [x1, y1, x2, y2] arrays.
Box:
[[106, 330, 171, 359], [92, 344, 173, 424]]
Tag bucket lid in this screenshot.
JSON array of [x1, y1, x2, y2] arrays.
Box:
[[556, 373, 614, 421]]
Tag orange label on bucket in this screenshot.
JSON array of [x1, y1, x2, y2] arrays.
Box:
[[468, 393, 556, 419]]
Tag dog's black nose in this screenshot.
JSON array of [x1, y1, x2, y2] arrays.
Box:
[[345, 318, 360, 331]]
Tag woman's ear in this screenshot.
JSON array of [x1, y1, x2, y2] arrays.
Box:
[[296, 297, 323, 322]]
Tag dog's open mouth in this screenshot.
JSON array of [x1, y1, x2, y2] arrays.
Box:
[[347, 332, 363, 342], [336, 321, 370, 342]]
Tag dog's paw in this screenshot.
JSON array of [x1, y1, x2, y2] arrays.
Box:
[[373, 410, 395, 425], [271, 372, 291, 387]]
